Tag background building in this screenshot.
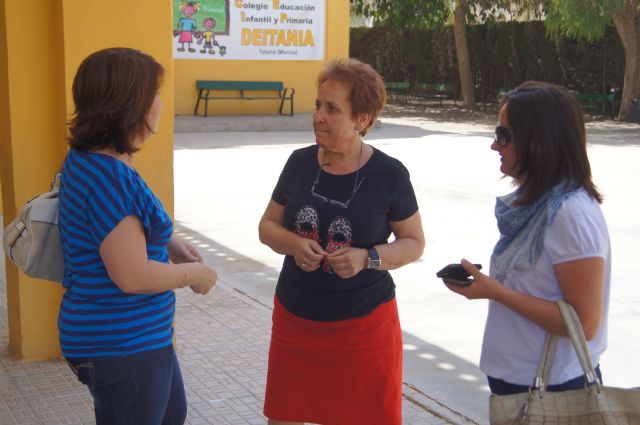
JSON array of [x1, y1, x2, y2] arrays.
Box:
[[0, 0, 349, 360]]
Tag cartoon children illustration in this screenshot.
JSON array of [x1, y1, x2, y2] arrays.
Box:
[[199, 17, 220, 55], [175, 1, 200, 52]]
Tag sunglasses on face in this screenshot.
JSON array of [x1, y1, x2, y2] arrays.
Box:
[[494, 125, 513, 148]]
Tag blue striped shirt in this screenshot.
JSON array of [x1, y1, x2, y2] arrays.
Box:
[[58, 149, 175, 357]]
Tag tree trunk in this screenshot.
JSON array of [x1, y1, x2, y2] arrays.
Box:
[[612, 0, 640, 122], [453, 0, 476, 108]]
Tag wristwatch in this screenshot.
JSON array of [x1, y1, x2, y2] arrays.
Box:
[[366, 247, 381, 270]]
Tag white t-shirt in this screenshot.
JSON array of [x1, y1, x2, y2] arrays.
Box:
[[480, 188, 611, 385]]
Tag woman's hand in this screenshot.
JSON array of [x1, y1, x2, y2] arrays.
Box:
[[444, 259, 504, 300], [168, 236, 202, 264], [259, 199, 325, 272], [326, 247, 368, 279], [100, 217, 213, 294], [169, 236, 218, 295], [293, 237, 325, 272], [183, 262, 217, 295], [445, 258, 605, 340]]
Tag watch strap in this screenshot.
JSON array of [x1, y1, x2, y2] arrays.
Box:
[[367, 247, 381, 269]]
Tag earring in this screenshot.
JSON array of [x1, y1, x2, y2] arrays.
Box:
[[354, 127, 361, 133]]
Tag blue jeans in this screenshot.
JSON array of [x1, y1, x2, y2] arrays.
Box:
[[66, 344, 187, 425], [488, 365, 603, 395]]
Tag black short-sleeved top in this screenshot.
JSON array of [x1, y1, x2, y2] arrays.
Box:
[[271, 145, 419, 321]]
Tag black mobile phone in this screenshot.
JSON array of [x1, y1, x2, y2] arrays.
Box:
[[436, 263, 482, 286]]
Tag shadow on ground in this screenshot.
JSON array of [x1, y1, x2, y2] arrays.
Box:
[[382, 102, 499, 126], [174, 122, 445, 150], [174, 221, 487, 424]]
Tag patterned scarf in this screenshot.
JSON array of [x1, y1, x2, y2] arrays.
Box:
[[490, 183, 578, 282]]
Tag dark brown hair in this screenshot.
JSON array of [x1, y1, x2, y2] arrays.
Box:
[[502, 81, 602, 205], [68, 48, 164, 154], [317, 58, 386, 136]]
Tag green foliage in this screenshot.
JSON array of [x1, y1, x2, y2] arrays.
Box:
[[350, 0, 549, 28], [351, 0, 452, 30], [350, 21, 624, 100], [351, 0, 632, 42], [544, 0, 626, 42]]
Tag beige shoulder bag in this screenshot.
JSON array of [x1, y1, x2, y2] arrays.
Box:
[[490, 300, 640, 425]]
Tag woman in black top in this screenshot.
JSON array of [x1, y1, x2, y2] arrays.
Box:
[[259, 58, 425, 425]]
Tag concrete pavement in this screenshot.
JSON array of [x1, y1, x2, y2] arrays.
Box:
[[0, 229, 463, 424], [1, 109, 638, 424], [173, 110, 640, 424]]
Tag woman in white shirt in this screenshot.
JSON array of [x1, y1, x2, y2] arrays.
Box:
[[446, 81, 611, 394]]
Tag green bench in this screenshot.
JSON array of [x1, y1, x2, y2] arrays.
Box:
[[194, 80, 295, 117], [575, 93, 615, 120], [412, 83, 456, 105], [385, 81, 410, 104]]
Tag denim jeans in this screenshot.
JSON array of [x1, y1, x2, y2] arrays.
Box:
[[66, 344, 187, 425], [488, 365, 603, 395]]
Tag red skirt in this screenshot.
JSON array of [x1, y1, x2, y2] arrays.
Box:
[[264, 296, 402, 425]]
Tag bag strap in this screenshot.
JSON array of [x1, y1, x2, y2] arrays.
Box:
[[557, 300, 600, 386], [50, 172, 62, 191], [532, 333, 558, 393], [531, 300, 600, 392]]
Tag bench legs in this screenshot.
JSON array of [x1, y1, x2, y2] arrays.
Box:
[[194, 89, 295, 117], [194, 94, 202, 116], [279, 88, 294, 116], [580, 100, 616, 120], [194, 97, 209, 117], [194, 89, 210, 117]]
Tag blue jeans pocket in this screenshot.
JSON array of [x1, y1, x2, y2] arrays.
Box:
[[67, 356, 141, 424], [66, 358, 95, 388]]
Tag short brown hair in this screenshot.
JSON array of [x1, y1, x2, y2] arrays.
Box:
[[503, 81, 602, 205], [317, 58, 386, 136], [68, 48, 164, 154]]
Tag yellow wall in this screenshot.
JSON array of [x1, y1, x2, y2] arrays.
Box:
[[1, 0, 68, 360], [2, 0, 349, 360], [0, 0, 174, 360], [60, 0, 175, 198], [174, 0, 350, 115]]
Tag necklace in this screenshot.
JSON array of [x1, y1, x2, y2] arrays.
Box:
[[352, 141, 364, 193], [312, 142, 366, 208]]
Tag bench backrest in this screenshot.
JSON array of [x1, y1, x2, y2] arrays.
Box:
[[416, 83, 452, 93], [385, 81, 410, 91], [575, 93, 614, 102], [197, 80, 284, 91]]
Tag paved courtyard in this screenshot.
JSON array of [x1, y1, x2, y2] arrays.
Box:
[[1, 105, 639, 424], [172, 109, 640, 423], [0, 248, 467, 424]]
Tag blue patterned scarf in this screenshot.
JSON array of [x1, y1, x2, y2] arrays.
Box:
[[490, 183, 578, 282]]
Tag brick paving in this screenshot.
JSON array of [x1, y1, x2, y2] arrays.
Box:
[[0, 234, 467, 424]]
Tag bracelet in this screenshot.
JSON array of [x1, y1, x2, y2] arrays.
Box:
[[177, 265, 190, 287]]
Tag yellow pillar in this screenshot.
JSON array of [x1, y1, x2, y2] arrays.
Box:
[[326, 0, 350, 60], [0, 0, 174, 360]]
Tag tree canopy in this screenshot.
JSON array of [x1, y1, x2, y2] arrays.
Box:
[[351, 0, 639, 121], [545, 0, 627, 41]]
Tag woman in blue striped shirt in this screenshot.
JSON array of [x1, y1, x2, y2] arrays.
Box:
[[58, 47, 217, 425]]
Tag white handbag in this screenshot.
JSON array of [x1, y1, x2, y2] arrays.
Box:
[[2, 173, 64, 283], [490, 300, 640, 425]]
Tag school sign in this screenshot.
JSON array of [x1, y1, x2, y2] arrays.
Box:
[[173, 0, 326, 61]]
